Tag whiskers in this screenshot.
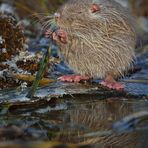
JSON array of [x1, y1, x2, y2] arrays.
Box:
[[30, 13, 56, 31]]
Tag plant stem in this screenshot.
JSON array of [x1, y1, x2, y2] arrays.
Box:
[[26, 47, 51, 98]]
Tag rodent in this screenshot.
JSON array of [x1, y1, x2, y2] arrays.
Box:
[[47, 0, 136, 90]]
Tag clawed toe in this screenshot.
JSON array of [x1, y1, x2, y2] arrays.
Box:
[[100, 81, 124, 91], [58, 75, 90, 83]]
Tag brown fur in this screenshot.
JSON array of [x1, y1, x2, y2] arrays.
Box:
[[56, 0, 136, 79]]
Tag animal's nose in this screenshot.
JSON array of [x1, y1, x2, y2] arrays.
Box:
[[54, 12, 60, 19]]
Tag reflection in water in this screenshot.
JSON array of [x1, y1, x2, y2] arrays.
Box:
[[50, 98, 146, 147], [0, 93, 147, 147]]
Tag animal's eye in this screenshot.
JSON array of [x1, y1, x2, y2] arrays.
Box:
[[90, 4, 101, 13]]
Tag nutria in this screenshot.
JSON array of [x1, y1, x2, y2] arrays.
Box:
[[46, 0, 136, 90]]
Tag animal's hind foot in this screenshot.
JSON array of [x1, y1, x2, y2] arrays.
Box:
[[100, 81, 124, 91], [101, 75, 124, 91]]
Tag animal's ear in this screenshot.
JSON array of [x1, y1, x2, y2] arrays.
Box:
[[90, 4, 101, 13]]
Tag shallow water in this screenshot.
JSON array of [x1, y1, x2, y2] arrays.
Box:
[[0, 94, 147, 147]]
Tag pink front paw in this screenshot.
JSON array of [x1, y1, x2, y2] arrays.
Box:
[[45, 28, 68, 44], [44, 29, 58, 40], [58, 75, 90, 83], [57, 29, 68, 44]]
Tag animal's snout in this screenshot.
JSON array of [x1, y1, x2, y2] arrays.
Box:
[[54, 13, 60, 19]]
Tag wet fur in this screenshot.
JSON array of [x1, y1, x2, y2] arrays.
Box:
[[56, 0, 136, 79]]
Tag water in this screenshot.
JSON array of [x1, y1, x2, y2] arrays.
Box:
[[0, 95, 147, 147]]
